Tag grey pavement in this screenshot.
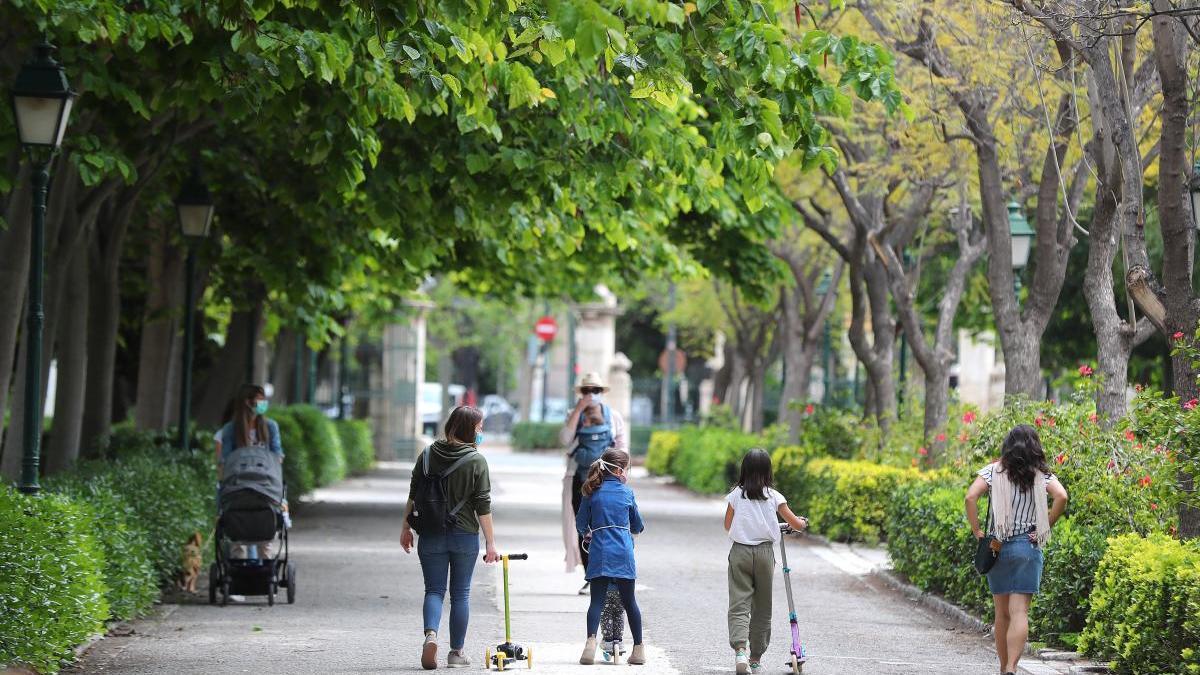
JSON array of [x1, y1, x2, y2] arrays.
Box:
[[73, 446, 1063, 675]]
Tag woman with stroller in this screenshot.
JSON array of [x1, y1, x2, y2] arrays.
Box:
[[214, 384, 282, 465], [401, 405, 500, 670], [214, 384, 285, 559]]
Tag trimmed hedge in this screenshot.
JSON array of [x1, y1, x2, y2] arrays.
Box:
[[629, 425, 665, 456], [336, 419, 375, 475], [669, 427, 762, 494], [0, 488, 108, 673], [885, 482, 991, 618], [288, 405, 346, 487], [1079, 534, 1200, 673], [645, 430, 681, 475], [41, 475, 158, 620], [777, 453, 927, 544], [270, 408, 315, 497], [511, 422, 563, 450]]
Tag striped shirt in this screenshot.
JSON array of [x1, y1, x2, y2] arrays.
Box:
[[978, 463, 1058, 539]]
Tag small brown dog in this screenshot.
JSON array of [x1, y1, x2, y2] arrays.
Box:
[[180, 532, 203, 593]]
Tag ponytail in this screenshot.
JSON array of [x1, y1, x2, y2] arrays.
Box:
[[581, 448, 630, 496]]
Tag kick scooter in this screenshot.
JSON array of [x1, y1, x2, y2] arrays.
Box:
[[484, 553, 532, 671], [779, 524, 806, 674]]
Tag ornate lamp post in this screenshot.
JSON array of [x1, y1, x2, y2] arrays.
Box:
[[1008, 201, 1034, 299], [175, 170, 215, 453], [11, 39, 76, 494]]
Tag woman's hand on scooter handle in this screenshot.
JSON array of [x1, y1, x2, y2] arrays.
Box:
[[483, 544, 500, 563]]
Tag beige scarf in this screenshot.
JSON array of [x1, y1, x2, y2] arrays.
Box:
[[989, 462, 1051, 546]]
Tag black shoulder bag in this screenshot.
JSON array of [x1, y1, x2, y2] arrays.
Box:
[[973, 496, 1001, 575]]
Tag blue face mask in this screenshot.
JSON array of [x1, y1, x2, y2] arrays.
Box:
[[475, 432, 484, 446], [255, 400, 269, 416]]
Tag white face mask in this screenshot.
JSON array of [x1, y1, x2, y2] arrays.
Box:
[[590, 392, 604, 403]]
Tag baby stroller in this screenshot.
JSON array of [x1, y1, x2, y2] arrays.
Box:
[[209, 445, 295, 606]]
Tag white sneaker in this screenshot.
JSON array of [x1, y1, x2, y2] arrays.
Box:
[[578, 581, 590, 596], [734, 649, 749, 674], [446, 650, 471, 668], [421, 632, 438, 670]]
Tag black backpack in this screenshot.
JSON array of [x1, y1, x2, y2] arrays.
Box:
[[407, 448, 476, 535]]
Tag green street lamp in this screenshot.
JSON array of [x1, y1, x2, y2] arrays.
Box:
[[1008, 200, 1034, 298], [175, 169, 215, 454], [11, 39, 76, 494]]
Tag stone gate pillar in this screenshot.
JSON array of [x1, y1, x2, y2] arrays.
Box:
[[376, 301, 432, 460]]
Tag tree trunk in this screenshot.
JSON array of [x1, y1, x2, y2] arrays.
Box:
[[0, 159, 83, 477], [0, 163, 33, 444], [80, 242, 122, 454], [44, 251, 89, 474], [724, 349, 747, 417], [270, 328, 299, 405], [133, 225, 185, 430], [746, 361, 766, 433], [922, 362, 950, 450], [194, 302, 265, 428], [1150, 2, 1200, 538]]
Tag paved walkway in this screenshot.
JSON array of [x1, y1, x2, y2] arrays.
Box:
[[75, 447, 1069, 674]]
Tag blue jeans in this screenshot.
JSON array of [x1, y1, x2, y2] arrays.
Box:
[[417, 530, 480, 649]]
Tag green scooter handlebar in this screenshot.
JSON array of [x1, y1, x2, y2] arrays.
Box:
[[482, 553, 529, 561]]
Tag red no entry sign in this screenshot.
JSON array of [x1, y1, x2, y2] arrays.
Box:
[[534, 316, 557, 342]]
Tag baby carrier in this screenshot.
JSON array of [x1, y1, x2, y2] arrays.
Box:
[[210, 445, 295, 606], [572, 404, 614, 480]]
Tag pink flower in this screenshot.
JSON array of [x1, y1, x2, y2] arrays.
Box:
[[1088, 413, 1099, 424], [1035, 415, 1044, 428], [1124, 430, 1137, 442], [935, 433, 947, 443], [962, 410, 977, 425], [1150, 502, 1159, 511], [1078, 364, 1094, 377], [917, 447, 929, 457], [1055, 453, 1067, 465], [804, 403, 815, 415], [1173, 331, 1186, 341], [958, 432, 970, 442], [1184, 398, 1198, 411], [1139, 475, 1152, 488]]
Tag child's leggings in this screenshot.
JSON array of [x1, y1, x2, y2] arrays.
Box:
[[727, 542, 774, 656], [587, 577, 642, 645]]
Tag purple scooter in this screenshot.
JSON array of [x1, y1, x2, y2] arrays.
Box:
[[779, 524, 806, 674]]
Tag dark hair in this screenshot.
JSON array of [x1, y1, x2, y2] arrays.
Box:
[[1000, 424, 1049, 492], [736, 448, 774, 500], [232, 384, 268, 449], [582, 449, 630, 496], [444, 405, 483, 445]]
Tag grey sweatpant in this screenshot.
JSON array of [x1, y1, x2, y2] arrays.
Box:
[[727, 541, 775, 657]]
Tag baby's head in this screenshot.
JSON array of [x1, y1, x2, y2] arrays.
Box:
[[583, 403, 605, 427]]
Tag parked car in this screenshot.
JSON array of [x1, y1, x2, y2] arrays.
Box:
[[480, 395, 517, 432], [529, 397, 568, 424], [420, 382, 465, 436]]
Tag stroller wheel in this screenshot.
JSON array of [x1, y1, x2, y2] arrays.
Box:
[[268, 581, 276, 606], [208, 563, 219, 605], [220, 579, 230, 607], [285, 563, 296, 604]]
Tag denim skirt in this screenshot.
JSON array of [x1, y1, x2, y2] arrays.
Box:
[[986, 536, 1043, 595]]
